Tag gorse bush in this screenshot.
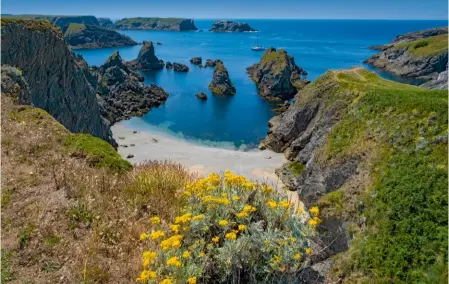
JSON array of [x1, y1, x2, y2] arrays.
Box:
[[137, 171, 318, 283]]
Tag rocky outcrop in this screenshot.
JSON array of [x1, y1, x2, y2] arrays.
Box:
[[247, 48, 309, 101], [3, 15, 100, 30], [1, 18, 115, 144], [97, 17, 114, 29], [272, 101, 290, 114], [64, 23, 137, 49], [1, 65, 32, 104], [190, 57, 202, 66], [205, 59, 217, 67], [114, 17, 197, 31], [96, 51, 169, 123], [210, 21, 256, 32], [364, 27, 448, 90], [208, 61, 236, 96], [173, 63, 189, 72], [126, 41, 164, 71], [195, 92, 208, 100], [166, 62, 173, 69]]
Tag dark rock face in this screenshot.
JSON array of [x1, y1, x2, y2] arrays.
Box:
[[1, 65, 32, 104], [272, 101, 290, 115], [364, 27, 448, 90], [173, 63, 189, 72], [96, 51, 169, 123], [208, 61, 236, 96], [97, 18, 114, 29], [210, 21, 256, 32], [205, 59, 217, 67], [247, 48, 309, 101], [195, 92, 208, 100], [165, 62, 173, 69], [126, 41, 164, 71], [1, 19, 115, 145], [190, 57, 202, 66], [64, 24, 137, 49], [114, 17, 197, 31]]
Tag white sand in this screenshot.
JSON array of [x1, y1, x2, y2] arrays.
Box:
[[111, 121, 301, 206]]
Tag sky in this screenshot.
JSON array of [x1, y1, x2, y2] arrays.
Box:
[[2, 0, 448, 20]]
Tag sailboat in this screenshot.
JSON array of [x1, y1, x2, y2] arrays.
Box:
[[251, 31, 265, 51]]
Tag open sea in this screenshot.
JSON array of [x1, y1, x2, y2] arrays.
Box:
[[75, 19, 447, 149]]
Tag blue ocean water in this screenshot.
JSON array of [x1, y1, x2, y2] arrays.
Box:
[[76, 20, 446, 149]]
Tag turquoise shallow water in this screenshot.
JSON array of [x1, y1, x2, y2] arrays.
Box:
[[76, 19, 446, 149]]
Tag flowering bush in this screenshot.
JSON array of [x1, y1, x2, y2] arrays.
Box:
[[137, 171, 318, 283]]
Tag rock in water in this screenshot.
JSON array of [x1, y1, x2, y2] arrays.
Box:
[[126, 41, 164, 71], [96, 51, 169, 123], [63, 23, 137, 49], [205, 59, 217, 67], [364, 27, 448, 90], [190, 57, 202, 66], [173, 63, 189, 72], [247, 48, 309, 101], [208, 60, 236, 96], [1, 19, 115, 145], [210, 21, 256, 32], [195, 92, 208, 100], [165, 62, 173, 69]]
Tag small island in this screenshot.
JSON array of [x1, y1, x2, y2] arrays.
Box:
[[209, 20, 256, 32], [114, 17, 197, 31]]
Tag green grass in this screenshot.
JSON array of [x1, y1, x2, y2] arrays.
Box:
[[1, 251, 16, 282], [394, 34, 448, 57], [1, 18, 62, 36], [259, 49, 288, 75], [64, 23, 86, 35], [288, 161, 306, 176], [115, 17, 185, 27], [65, 134, 132, 173], [316, 68, 448, 282]]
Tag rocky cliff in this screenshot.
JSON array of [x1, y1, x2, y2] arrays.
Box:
[[97, 17, 114, 29], [96, 51, 169, 123], [261, 68, 447, 282], [247, 47, 309, 101], [114, 17, 197, 31], [64, 23, 137, 49], [2, 14, 100, 29], [1, 18, 115, 144], [365, 27, 448, 90], [208, 60, 236, 95], [126, 41, 164, 70], [210, 20, 256, 32]]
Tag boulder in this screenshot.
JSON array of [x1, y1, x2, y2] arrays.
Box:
[[208, 61, 236, 96], [195, 92, 208, 100], [205, 59, 217, 67], [165, 62, 173, 69], [1, 65, 32, 104], [210, 21, 256, 32], [173, 63, 189, 72], [190, 57, 202, 66], [247, 47, 308, 101], [126, 41, 164, 71]]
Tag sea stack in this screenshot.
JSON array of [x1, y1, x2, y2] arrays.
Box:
[[210, 21, 256, 32], [126, 41, 164, 71], [208, 60, 236, 95], [247, 47, 308, 101]]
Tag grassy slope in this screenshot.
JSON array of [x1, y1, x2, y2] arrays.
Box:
[[115, 17, 184, 26], [1, 18, 62, 36], [307, 68, 447, 283], [394, 34, 448, 57], [64, 23, 86, 35]]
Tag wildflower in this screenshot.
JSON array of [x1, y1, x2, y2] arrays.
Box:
[[281, 265, 286, 272], [262, 185, 273, 193], [267, 200, 277, 209], [279, 200, 290, 208], [309, 206, 319, 216], [297, 208, 304, 214], [242, 205, 257, 213], [218, 220, 229, 226], [150, 230, 165, 240], [136, 270, 157, 281], [160, 234, 184, 250], [142, 251, 157, 266], [199, 252, 205, 257], [289, 237, 296, 243], [212, 236, 219, 243], [183, 250, 191, 258], [192, 215, 204, 221], [187, 276, 197, 284], [243, 181, 256, 190], [225, 232, 237, 240], [308, 216, 322, 227], [150, 216, 161, 225], [232, 195, 240, 201], [175, 213, 192, 224], [236, 211, 249, 218], [166, 256, 182, 267], [305, 248, 312, 255], [139, 232, 149, 241], [238, 224, 246, 231], [270, 255, 282, 266], [294, 253, 301, 260], [170, 224, 180, 234], [160, 278, 173, 284]]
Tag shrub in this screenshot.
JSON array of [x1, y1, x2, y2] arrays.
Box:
[[136, 171, 316, 283]]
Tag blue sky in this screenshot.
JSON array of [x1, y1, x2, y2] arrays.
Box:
[[2, 0, 448, 19]]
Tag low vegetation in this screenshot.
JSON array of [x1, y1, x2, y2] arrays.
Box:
[[64, 23, 86, 35], [1, 18, 62, 36], [115, 17, 185, 27], [394, 34, 448, 57]]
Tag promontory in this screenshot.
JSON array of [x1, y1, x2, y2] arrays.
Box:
[[114, 17, 197, 31]]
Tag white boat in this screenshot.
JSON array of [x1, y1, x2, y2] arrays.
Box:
[[251, 31, 265, 51]]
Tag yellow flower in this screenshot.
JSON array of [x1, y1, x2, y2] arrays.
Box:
[[289, 237, 296, 243], [170, 224, 180, 233], [139, 232, 149, 241], [136, 270, 157, 282], [308, 216, 322, 227], [238, 224, 246, 231], [218, 220, 229, 226], [212, 236, 219, 243], [150, 216, 161, 225], [225, 232, 237, 240], [150, 230, 165, 240], [305, 248, 312, 255], [270, 255, 282, 266], [183, 250, 191, 258], [262, 185, 273, 193], [232, 195, 240, 201], [236, 211, 249, 218], [166, 256, 182, 267], [175, 213, 192, 224], [199, 252, 205, 257], [242, 205, 257, 213], [309, 206, 319, 216], [279, 200, 290, 208], [193, 215, 204, 221], [160, 234, 184, 250], [187, 276, 197, 284], [294, 253, 301, 260], [142, 251, 157, 266], [267, 200, 277, 209], [160, 278, 173, 284], [297, 208, 304, 214]]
